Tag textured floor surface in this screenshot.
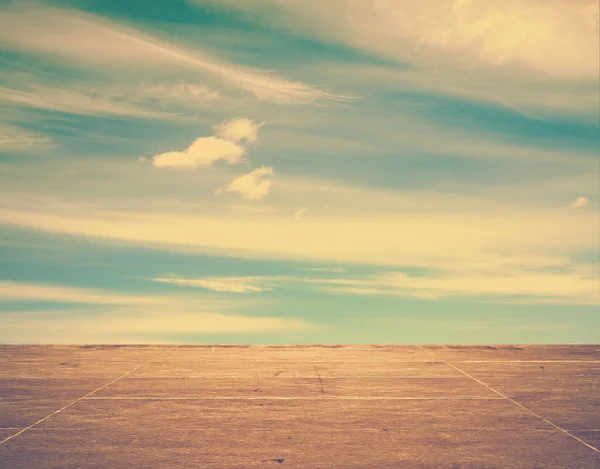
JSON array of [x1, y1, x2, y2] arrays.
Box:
[[0, 344, 599, 469]]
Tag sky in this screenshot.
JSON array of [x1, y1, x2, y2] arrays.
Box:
[[0, 0, 599, 344]]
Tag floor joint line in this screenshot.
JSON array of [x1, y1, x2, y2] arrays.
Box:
[[0, 345, 180, 446], [83, 396, 505, 401], [415, 345, 599, 454]]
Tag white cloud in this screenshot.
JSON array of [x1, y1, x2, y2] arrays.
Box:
[[217, 166, 275, 200], [571, 196, 589, 208], [152, 136, 246, 169], [152, 117, 264, 169], [214, 117, 264, 143], [154, 276, 275, 293], [0, 4, 336, 104]]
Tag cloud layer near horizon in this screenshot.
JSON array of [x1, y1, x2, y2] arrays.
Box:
[[0, 281, 314, 343]]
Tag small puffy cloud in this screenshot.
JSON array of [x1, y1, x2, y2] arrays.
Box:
[[571, 196, 589, 208], [217, 166, 275, 200], [152, 136, 246, 169], [151, 116, 261, 170], [214, 117, 263, 143]]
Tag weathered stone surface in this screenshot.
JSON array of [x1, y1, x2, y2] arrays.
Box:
[[0, 345, 598, 468]]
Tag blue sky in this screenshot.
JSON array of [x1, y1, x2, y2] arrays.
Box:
[[0, 0, 598, 344]]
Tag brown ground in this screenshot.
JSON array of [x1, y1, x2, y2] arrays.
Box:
[[0, 344, 598, 468]]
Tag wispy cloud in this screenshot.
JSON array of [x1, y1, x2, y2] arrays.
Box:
[[0, 123, 52, 152], [320, 62, 600, 122], [134, 83, 220, 104], [0, 84, 179, 120], [303, 267, 346, 273], [0, 280, 178, 306], [195, 0, 599, 80], [150, 263, 600, 305], [385, 317, 569, 332], [192, 0, 599, 120], [0, 4, 338, 104], [0, 195, 596, 270], [317, 268, 600, 305], [154, 276, 275, 293]]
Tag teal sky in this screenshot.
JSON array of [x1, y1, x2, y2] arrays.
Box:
[[0, 0, 599, 344]]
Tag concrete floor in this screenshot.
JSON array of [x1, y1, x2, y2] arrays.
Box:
[[0, 344, 599, 468]]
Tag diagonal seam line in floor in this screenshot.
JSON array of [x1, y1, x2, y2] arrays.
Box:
[[0, 345, 180, 446], [415, 345, 600, 454]]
